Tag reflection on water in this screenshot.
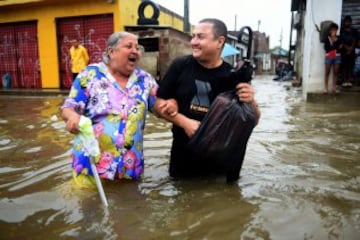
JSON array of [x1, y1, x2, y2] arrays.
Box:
[[0, 76, 359, 240]]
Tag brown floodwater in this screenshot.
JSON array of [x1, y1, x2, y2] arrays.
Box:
[[0, 75, 359, 240]]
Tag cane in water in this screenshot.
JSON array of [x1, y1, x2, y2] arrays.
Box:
[[78, 116, 109, 207]]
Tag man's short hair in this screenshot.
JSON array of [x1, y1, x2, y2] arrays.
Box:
[[199, 18, 228, 42], [344, 15, 352, 22]]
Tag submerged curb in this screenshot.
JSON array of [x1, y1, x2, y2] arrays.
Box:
[[0, 89, 69, 97]]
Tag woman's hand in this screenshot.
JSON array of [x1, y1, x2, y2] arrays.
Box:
[[164, 98, 178, 117], [61, 108, 81, 134], [155, 97, 200, 137], [155, 98, 178, 117]]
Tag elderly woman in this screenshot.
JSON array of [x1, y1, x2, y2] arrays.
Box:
[[61, 31, 176, 185]]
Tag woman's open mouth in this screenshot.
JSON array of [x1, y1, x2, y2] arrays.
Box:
[[129, 56, 137, 63]]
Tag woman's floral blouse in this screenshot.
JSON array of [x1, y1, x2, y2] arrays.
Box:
[[61, 62, 158, 181]]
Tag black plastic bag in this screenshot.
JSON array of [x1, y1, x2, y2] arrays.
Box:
[[188, 90, 257, 157], [188, 63, 257, 181]]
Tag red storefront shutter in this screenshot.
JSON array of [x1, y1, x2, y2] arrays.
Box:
[[15, 22, 41, 88], [56, 17, 85, 89], [0, 24, 17, 88], [57, 14, 113, 89], [0, 21, 40, 89], [83, 15, 114, 63]]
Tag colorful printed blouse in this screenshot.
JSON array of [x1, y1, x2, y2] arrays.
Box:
[[61, 62, 158, 180]]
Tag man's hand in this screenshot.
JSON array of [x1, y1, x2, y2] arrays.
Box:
[[235, 83, 261, 125], [233, 60, 254, 83], [236, 83, 255, 103]]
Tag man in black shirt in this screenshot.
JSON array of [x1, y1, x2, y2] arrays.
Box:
[[340, 15, 358, 87], [155, 18, 261, 182]]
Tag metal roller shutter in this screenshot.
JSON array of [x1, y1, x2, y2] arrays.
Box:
[[342, 0, 360, 31], [0, 21, 41, 89], [56, 14, 114, 89]]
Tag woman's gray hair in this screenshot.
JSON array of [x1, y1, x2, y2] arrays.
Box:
[[102, 31, 138, 64]]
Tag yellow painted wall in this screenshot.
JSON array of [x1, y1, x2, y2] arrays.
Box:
[[0, 0, 186, 89], [118, 0, 141, 29], [118, 1, 185, 32], [158, 10, 184, 31], [0, 1, 117, 88]]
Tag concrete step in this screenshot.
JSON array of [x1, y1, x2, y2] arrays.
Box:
[[0, 88, 69, 97]]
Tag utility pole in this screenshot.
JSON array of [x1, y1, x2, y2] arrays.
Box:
[[288, 12, 294, 65], [184, 0, 190, 33], [257, 20, 261, 32], [278, 28, 283, 57], [235, 14, 237, 31]]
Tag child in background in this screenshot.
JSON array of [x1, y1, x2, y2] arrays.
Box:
[[324, 22, 342, 94]]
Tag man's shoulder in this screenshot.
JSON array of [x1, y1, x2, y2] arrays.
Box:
[[341, 27, 358, 35], [173, 55, 194, 66], [349, 27, 359, 36], [222, 61, 233, 69], [166, 55, 194, 74]]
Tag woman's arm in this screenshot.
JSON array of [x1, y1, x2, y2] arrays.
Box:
[[61, 107, 81, 134]]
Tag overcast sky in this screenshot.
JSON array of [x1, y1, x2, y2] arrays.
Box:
[[153, 0, 292, 49]]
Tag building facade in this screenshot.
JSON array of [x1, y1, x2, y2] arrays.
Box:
[[291, 0, 360, 99], [0, 0, 186, 89], [253, 31, 270, 74]]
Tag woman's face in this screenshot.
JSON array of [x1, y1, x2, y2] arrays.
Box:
[[108, 35, 141, 77]]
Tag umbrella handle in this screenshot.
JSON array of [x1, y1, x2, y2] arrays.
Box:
[[237, 26, 253, 60], [78, 116, 108, 207], [90, 157, 109, 207]]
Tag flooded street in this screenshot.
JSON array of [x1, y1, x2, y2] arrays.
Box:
[[0, 75, 359, 240]]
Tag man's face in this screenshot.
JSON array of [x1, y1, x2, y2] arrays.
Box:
[[72, 40, 79, 48], [344, 19, 352, 28], [190, 22, 224, 61]]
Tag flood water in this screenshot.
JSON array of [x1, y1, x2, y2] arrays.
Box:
[[0, 75, 359, 240]]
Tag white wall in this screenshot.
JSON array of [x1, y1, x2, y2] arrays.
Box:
[[302, 0, 342, 99], [263, 53, 271, 71]]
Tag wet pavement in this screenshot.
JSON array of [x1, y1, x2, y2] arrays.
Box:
[[0, 75, 359, 240]]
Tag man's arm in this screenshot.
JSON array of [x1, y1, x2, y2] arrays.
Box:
[[154, 98, 200, 138], [250, 99, 261, 125]]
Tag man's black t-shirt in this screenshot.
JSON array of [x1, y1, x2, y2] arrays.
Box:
[[157, 55, 238, 178], [340, 27, 358, 47]]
